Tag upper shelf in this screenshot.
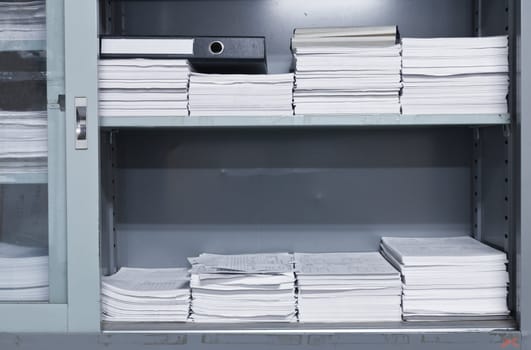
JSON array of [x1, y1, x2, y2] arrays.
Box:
[[0, 40, 46, 52], [99, 114, 511, 128]]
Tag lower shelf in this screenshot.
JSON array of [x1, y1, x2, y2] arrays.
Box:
[[102, 319, 517, 334]]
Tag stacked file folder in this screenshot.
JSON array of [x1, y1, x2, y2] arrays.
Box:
[[292, 26, 402, 115], [380, 236, 510, 321], [295, 252, 402, 323], [0, 111, 47, 175], [189, 253, 297, 322], [0, 0, 46, 41], [98, 59, 190, 117], [101, 267, 190, 322], [188, 73, 294, 117], [0, 242, 48, 301], [401, 36, 509, 114]]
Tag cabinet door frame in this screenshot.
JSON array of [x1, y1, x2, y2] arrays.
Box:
[[0, 0, 68, 333], [64, 0, 101, 333]]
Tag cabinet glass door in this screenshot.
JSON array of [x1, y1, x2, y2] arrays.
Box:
[[0, 0, 66, 305]]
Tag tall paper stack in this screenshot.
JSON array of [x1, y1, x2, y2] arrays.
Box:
[[0, 242, 48, 301], [98, 59, 190, 117], [295, 252, 402, 323], [401, 36, 509, 114], [380, 236, 510, 321], [101, 267, 190, 322], [189, 253, 297, 322], [188, 73, 294, 117], [0, 111, 47, 175], [292, 26, 402, 115], [0, 0, 46, 41]]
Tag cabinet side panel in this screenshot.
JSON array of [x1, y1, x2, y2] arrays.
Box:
[[517, 0, 531, 344]]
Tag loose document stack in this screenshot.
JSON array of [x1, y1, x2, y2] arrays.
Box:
[[0, 111, 47, 175], [189, 253, 297, 322], [292, 26, 402, 115], [295, 252, 402, 323], [101, 267, 190, 322], [0, 1, 45, 41], [380, 236, 510, 321], [0, 242, 48, 302], [188, 73, 294, 117], [401, 36, 509, 114], [99, 59, 190, 117]]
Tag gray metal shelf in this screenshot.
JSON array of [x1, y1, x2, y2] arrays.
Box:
[[99, 114, 511, 128], [0, 40, 46, 52], [0, 172, 48, 185], [102, 319, 517, 334]]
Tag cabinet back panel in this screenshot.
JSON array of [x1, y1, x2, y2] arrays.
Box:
[[113, 0, 475, 73], [110, 127, 472, 267]]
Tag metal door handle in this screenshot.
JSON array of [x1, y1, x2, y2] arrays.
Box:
[[75, 97, 88, 150]]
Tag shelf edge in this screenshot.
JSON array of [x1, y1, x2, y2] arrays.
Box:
[[99, 114, 511, 128]]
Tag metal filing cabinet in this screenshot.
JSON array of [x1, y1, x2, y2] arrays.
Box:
[[1, 1, 531, 350]]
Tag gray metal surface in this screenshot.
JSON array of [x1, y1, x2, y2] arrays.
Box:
[[516, 0, 530, 348], [479, 0, 510, 36], [99, 114, 511, 128], [472, 129, 482, 241], [0, 331, 522, 350], [64, 0, 101, 332], [0, 304, 67, 333], [102, 319, 517, 334], [480, 127, 511, 250], [117, 0, 475, 73], [46, 0, 68, 304], [107, 128, 472, 267], [479, 126, 517, 317], [100, 131, 117, 276]]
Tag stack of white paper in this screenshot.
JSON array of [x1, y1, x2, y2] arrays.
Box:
[[294, 252, 402, 323], [189, 253, 297, 322], [0, 1, 45, 41], [188, 73, 294, 117], [380, 236, 509, 321], [101, 267, 190, 322], [0, 111, 47, 175], [401, 36, 509, 114], [292, 26, 402, 115], [98, 59, 190, 117], [0, 242, 48, 301]]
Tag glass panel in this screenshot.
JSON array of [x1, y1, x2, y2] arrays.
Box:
[[0, 0, 55, 303]]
